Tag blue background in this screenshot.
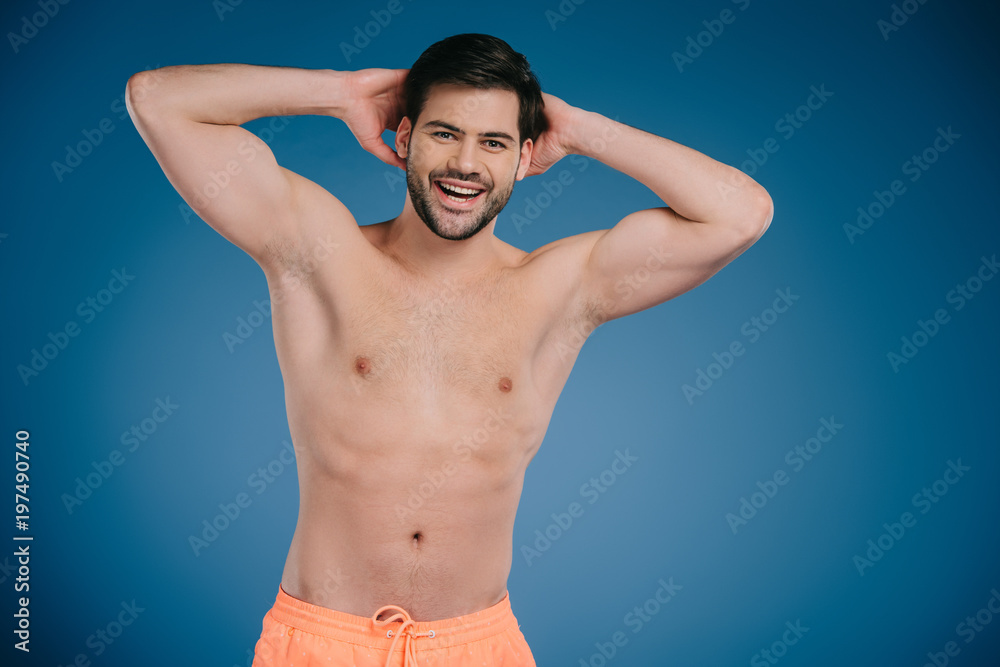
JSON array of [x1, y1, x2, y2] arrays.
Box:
[[3, 0, 999, 665]]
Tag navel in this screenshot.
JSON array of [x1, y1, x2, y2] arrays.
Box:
[[498, 376, 513, 393], [354, 356, 371, 376]]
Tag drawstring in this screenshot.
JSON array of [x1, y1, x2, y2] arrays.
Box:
[[371, 605, 437, 667]]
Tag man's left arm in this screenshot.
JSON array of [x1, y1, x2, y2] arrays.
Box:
[[529, 95, 774, 323]]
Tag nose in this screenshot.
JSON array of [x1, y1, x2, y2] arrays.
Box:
[[448, 137, 480, 177]]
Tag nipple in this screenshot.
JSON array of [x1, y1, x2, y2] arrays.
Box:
[[498, 376, 512, 393], [354, 356, 371, 376]]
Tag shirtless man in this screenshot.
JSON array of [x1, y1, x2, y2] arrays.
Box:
[[127, 33, 772, 666]]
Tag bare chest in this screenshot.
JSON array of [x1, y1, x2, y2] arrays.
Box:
[[342, 272, 532, 401]]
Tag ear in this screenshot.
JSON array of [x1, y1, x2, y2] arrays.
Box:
[[395, 116, 413, 159], [515, 138, 533, 181]]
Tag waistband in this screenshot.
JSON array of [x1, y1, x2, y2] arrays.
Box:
[[267, 585, 519, 650]]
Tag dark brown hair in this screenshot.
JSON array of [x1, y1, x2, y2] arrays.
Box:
[[405, 33, 546, 144]]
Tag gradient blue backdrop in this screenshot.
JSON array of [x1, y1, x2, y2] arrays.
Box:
[[3, 1, 999, 665]]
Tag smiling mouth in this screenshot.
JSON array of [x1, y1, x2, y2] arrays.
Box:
[[435, 181, 486, 204]]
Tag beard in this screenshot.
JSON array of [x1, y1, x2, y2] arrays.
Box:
[[406, 152, 517, 241]]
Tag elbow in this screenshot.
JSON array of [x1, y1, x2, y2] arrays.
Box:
[[741, 186, 773, 245], [124, 72, 147, 121], [125, 68, 167, 120], [719, 167, 772, 243], [756, 187, 774, 235]]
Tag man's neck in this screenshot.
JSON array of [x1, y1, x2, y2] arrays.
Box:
[[383, 203, 504, 281]]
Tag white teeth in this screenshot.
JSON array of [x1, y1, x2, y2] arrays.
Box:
[[438, 182, 481, 196]]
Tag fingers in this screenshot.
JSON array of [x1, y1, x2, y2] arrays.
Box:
[[363, 138, 406, 170]]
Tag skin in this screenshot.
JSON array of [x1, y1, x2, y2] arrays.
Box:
[[126, 62, 772, 621]]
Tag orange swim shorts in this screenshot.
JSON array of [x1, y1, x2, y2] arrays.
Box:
[[251, 586, 536, 666]]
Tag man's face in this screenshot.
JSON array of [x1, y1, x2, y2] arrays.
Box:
[[398, 84, 532, 241]]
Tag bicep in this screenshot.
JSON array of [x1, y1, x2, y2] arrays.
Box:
[[581, 206, 765, 322], [129, 89, 306, 264]]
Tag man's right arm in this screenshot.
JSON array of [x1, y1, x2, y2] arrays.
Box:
[[125, 64, 406, 268]]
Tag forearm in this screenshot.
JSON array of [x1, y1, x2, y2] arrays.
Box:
[[126, 63, 349, 126], [567, 110, 770, 227]]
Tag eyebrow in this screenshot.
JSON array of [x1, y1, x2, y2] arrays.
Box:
[[423, 120, 516, 144]]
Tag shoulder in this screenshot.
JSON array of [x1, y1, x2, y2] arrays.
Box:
[[501, 229, 604, 271], [499, 230, 608, 323], [260, 195, 386, 301]]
